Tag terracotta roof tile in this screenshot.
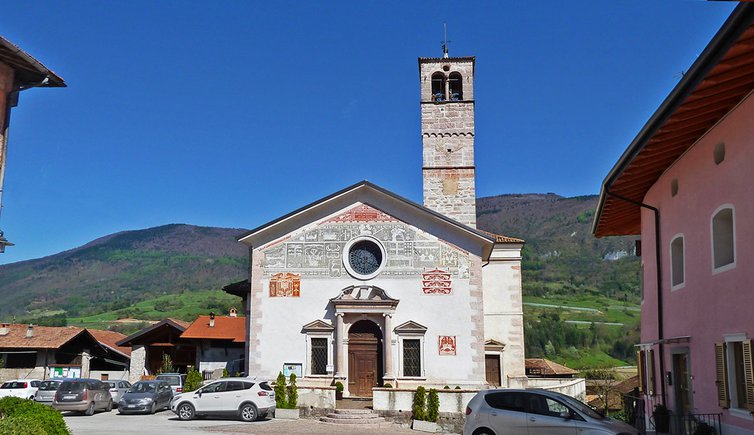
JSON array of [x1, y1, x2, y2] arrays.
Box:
[[180, 316, 245, 343], [87, 329, 131, 357], [525, 358, 578, 376], [0, 324, 84, 349], [167, 318, 191, 329], [479, 230, 525, 244]]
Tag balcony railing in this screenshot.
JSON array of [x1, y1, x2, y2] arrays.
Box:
[[621, 393, 722, 434]]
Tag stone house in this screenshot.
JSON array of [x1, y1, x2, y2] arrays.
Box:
[[117, 318, 193, 384]]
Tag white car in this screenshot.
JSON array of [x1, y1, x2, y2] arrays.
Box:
[[0, 379, 42, 400], [170, 377, 275, 422]]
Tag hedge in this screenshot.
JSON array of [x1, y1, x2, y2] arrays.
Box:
[[0, 397, 70, 435]]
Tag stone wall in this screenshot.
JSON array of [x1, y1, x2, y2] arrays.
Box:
[[297, 386, 336, 409]]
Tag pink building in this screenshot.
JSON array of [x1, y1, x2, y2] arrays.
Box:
[[594, 4, 754, 434]]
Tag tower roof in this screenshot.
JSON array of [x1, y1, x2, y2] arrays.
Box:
[[418, 56, 475, 64]]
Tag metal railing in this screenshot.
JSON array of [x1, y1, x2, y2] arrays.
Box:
[[621, 393, 722, 434]]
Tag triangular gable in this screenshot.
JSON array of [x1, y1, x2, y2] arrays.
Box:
[[394, 321, 428, 335], [485, 339, 506, 351], [301, 320, 334, 333], [116, 319, 187, 347], [238, 181, 500, 259]]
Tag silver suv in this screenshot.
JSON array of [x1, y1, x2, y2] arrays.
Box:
[[463, 389, 639, 435]]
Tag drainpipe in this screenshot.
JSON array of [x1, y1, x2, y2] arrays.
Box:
[[605, 188, 666, 406]]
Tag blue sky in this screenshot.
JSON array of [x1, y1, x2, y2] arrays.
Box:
[[0, 1, 736, 264]]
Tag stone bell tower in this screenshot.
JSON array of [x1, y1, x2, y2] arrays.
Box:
[[419, 53, 477, 227]]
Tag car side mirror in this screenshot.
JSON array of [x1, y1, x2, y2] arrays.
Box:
[[559, 411, 571, 419], [197, 391, 202, 397]]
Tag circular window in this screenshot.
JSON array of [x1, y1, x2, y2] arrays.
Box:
[[343, 237, 386, 280]]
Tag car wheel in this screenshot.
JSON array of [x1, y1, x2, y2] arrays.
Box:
[[150, 402, 156, 414], [177, 403, 195, 421], [106, 400, 113, 412], [239, 403, 258, 422], [85, 402, 95, 416]]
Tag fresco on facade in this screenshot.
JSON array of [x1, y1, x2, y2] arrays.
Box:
[[269, 272, 301, 297], [422, 269, 452, 294], [438, 336, 457, 356], [260, 204, 470, 279]]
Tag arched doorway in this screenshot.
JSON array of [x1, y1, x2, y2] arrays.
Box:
[[348, 320, 383, 397]]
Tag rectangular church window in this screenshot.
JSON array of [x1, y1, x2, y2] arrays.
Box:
[[403, 339, 421, 377], [311, 338, 328, 375]]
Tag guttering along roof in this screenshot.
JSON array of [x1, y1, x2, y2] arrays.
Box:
[[593, 3, 754, 237], [0, 36, 65, 88]]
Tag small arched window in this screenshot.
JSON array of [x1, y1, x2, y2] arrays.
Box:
[[712, 205, 735, 271], [448, 72, 463, 101], [431, 72, 446, 102]]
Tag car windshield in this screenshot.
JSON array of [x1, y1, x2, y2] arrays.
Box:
[[38, 381, 61, 391], [558, 394, 604, 420], [129, 383, 157, 393], [0, 382, 26, 389], [157, 376, 180, 386], [106, 381, 117, 388], [59, 382, 85, 392]]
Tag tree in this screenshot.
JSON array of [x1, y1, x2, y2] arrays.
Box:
[[274, 372, 287, 409], [585, 367, 618, 416]]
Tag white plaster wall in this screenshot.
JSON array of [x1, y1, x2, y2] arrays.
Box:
[[482, 244, 526, 384], [252, 273, 480, 385], [297, 386, 336, 408], [90, 370, 130, 381]]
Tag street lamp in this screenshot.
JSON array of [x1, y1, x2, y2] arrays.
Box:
[[0, 230, 13, 253]]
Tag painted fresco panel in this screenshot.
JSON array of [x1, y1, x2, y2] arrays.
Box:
[[438, 336, 457, 356], [260, 204, 470, 279]]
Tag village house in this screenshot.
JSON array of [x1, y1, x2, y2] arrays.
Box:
[[0, 324, 130, 381], [235, 52, 528, 406], [117, 318, 193, 384], [180, 310, 245, 378], [594, 3, 754, 434], [0, 36, 65, 252]]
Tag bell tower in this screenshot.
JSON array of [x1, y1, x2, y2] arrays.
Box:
[[419, 54, 476, 227]]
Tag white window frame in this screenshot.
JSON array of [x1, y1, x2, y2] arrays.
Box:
[[670, 234, 685, 291], [723, 333, 754, 420], [711, 204, 736, 275], [342, 236, 387, 280], [305, 333, 333, 378], [397, 335, 425, 379]]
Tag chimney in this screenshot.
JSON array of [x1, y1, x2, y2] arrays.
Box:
[[209, 312, 215, 328], [0, 323, 9, 336], [26, 324, 34, 338], [229, 308, 237, 318]]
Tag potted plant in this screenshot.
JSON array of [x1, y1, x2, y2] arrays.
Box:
[[411, 386, 441, 432], [273, 372, 299, 419], [334, 381, 344, 400]]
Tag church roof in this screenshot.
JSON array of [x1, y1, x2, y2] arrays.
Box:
[[238, 180, 523, 260]]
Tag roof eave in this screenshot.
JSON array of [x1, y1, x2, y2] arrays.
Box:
[[593, 3, 754, 237]]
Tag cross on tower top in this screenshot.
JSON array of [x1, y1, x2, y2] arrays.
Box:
[[442, 23, 450, 58]]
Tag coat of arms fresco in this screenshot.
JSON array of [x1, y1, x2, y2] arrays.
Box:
[[438, 336, 457, 356], [422, 268, 452, 294], [269, 272, 301, 297]]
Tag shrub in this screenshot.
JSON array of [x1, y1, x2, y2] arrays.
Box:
[[334, 381, 344, 392], [184, 369, 203, 392], [0, 397, 70, 435], [159, 353, 174, 373], [222, 368, 229, 378], [412, 386, 427, 421], [287, 373, 298, 408], [427, 389, 439, 422], [383, 383, 393, 388], [274, 372, 287, 409]]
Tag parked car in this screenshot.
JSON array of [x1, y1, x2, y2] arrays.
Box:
[[34, 379, 64, 405], [0, 379, 42, 400], [118, 380, 173, 414], [170, 377, 275, 422], [105, 380, 132, 405], [52, 378, 112, 416], [463, 389, 639, 435], [155, 373, 186, 394]]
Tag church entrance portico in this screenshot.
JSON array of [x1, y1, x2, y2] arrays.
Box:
[[347, 320, 383, 397]]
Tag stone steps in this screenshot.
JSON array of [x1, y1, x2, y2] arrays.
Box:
[[320, 409, 386, 425]]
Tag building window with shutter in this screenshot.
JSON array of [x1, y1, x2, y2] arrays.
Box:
[[637, 348, 656, 396], [716, 335, 754, 412]]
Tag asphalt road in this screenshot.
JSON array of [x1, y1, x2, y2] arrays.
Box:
[[63, 408, 420, 435]]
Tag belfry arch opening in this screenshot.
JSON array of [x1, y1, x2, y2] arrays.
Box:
[[449, 72, 463, 100], [431, 72, 446, 102]]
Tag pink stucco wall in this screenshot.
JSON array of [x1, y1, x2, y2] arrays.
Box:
[[641, 90, 754, 432]]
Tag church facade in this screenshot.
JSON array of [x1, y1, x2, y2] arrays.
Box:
[[238, 54, 526, 396]]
